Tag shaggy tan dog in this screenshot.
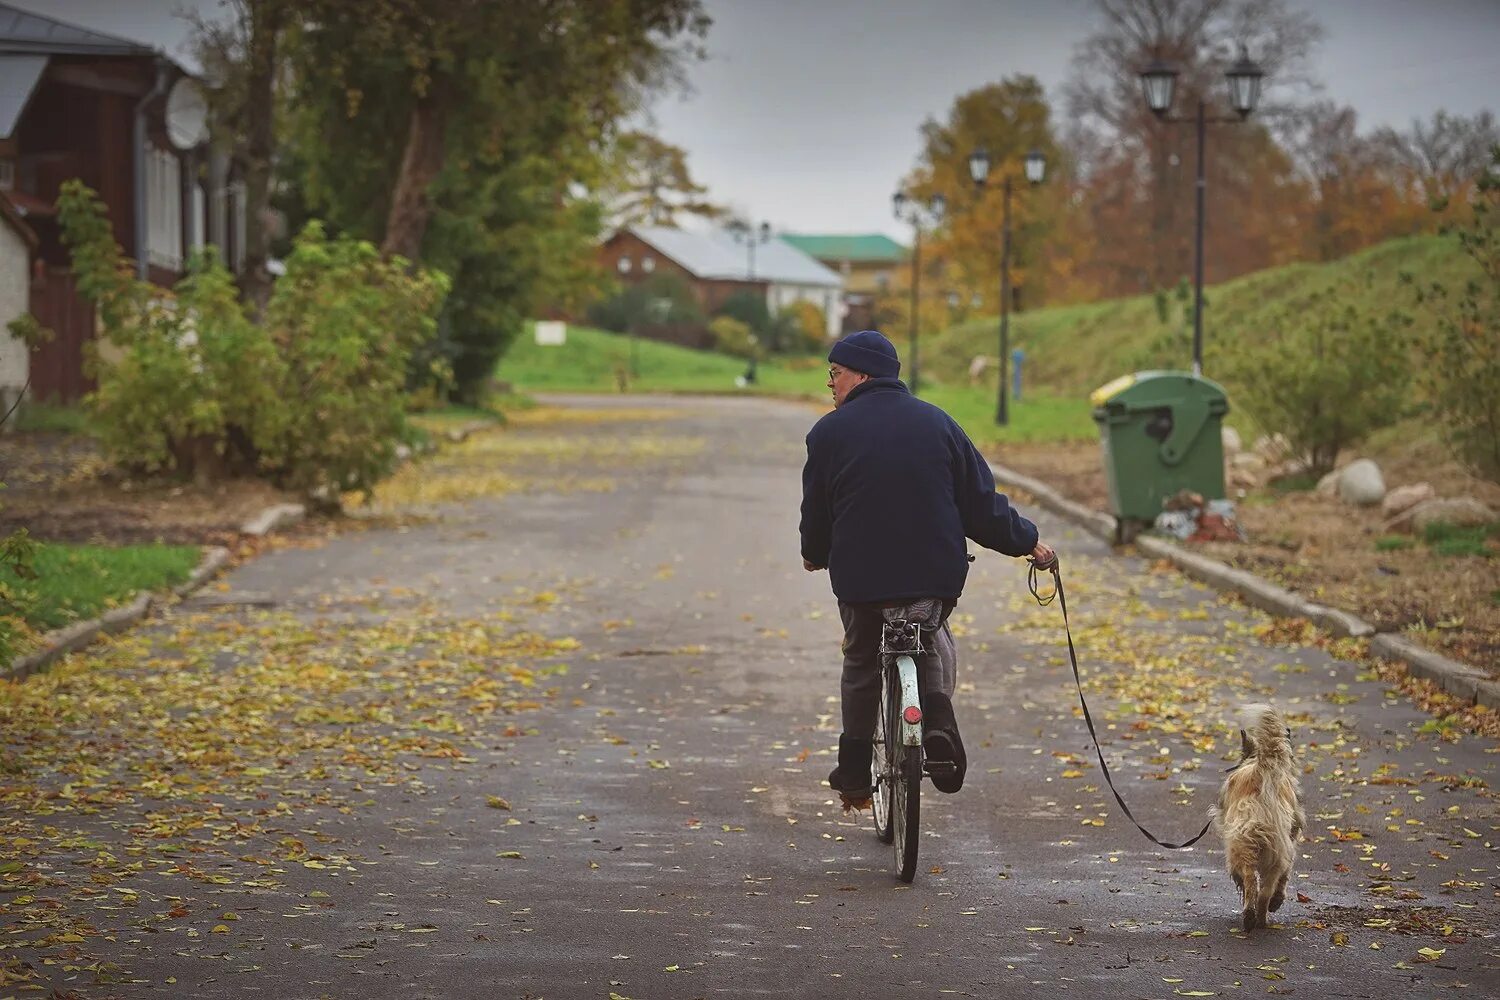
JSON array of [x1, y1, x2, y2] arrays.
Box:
[[1214, 704, 1306, 931]]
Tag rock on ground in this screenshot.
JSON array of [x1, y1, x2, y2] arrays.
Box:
[[1409, 496, 1497, 531], [1337, 458, 1386, 506], [1381, 482, 1435, 519]]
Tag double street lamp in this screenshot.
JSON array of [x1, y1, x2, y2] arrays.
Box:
[[1139, 48, 1265, 376], [892, 190, 946, 395], [728, 219, 773, 279], [968, 146, 1046, 425]]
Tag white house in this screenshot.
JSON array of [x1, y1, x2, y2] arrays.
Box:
[[0, 192, 33, 422], [601, 225, 846, 340]]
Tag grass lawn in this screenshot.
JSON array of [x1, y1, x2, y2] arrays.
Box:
[[0, 542, 201, 660], [498, 322, 827, 397], [13, 402, 95, 435], [498, 321, 1098, 445]]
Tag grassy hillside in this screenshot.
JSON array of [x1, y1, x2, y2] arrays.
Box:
[[498, 234, 1477, 448], [923, 234, 1474, 396]]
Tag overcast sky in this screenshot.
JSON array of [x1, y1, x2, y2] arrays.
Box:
[[20, 0, 1500, 239]]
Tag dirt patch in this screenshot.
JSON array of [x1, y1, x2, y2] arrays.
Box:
[[0, 431, 300, 546], [989, 439, 1500, 678]]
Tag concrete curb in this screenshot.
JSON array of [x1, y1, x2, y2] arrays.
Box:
[[3, 496, 297, 683], [988, 459, 1493, 709], [240, 503, 305, 538]]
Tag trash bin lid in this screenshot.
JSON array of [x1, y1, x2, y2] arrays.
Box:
[[1090, 370, 1228, 413]]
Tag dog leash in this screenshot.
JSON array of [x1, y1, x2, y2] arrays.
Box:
[[1028, 557, 1214, 851]]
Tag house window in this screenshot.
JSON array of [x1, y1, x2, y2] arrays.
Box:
[[0, 160, 13, 191], [190, 182, 206, 255], [617, 256, 632, 273], [145, 143, 183, 270], [641, 255, 655, 273]]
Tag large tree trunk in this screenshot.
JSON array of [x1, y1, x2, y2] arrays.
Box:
[[381, 79, 451, 262], [240, 1, 282, 316]]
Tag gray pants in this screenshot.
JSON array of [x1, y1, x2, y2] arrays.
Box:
[[838, 598, 957, 740]]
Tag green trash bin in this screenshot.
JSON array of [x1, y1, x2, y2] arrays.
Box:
[[1090, 370, 1229, 542]]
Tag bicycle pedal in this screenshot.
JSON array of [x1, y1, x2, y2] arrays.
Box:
[[924, 761, 958, 774], [838, 793, 872, 813]]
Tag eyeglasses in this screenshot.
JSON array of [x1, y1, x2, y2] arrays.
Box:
[[828, 366, 850, 380]]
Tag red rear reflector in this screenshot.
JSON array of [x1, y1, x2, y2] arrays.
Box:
[[903, 706, 923, 725]]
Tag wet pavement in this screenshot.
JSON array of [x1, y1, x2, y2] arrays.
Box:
[[3, 394, 1495, 999]]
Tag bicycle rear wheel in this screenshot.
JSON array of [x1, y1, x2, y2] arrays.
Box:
[[891, 733, 921, 883], [872, 665, 895, 844]]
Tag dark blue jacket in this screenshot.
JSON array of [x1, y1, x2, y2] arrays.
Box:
[[799, 378, 1039, 604]]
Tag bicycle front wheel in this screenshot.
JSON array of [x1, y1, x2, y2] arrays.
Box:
[[891, 738, 921, 883]]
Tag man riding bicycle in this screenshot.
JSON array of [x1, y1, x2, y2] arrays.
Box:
[[800, 330, 1055, 802]]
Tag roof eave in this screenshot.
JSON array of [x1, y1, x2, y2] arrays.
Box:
[[0, 41, 153, 56]]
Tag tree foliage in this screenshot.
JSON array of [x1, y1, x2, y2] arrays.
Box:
[[1405, 145, 1500, 484], [596, 129, 725, 228], [283, 0, 708, 401], [905, 76, 1065, 310]]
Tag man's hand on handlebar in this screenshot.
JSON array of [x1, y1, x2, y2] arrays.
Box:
[[803, 559, 825, 572], [1029, 541, 1057, 570]]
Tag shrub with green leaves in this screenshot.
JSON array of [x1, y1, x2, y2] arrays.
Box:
[[55, 180, 448, 499], [708, 316, 755, 359], [775, 300, 827, 353], [1218, 274, 1411, 476], [261, 223, 448, 498], [1405, 145, 1500, 484]]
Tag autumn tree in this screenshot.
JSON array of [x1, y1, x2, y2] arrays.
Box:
[[1063, 0, 1324, 295], [902, 76, 1065, 313], [597, 129, 725, 228], [286, 0, 709, 399], [1373, 110, 1500, 209]]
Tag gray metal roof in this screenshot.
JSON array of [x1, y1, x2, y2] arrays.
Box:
[[0, 2, 154, 56], [631, 226, 843, 287], [0, 52, 42, 138]]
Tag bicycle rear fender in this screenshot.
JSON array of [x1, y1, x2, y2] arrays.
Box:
[[895, 654, 923, 747]]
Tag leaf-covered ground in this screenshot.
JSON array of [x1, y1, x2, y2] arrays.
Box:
[[994, 439, 1500, 676], [1, 395, 1494, 998]]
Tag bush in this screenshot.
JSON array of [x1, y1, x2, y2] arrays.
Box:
[[1218, 274, 1411, 476], [586, 273, 703, 333], [1405, 145, 1500, 484], [713, 290, 770, 335], [260, 223, 449, 498], [708, 316, 756, 359], [56, 181, 448, 499], [775, 300, 827, 353]]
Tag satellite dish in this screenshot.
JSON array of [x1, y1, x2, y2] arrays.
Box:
[[164, 77, 209, 150]]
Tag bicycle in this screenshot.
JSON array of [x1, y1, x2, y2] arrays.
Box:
[[867, 611, 955, 883]]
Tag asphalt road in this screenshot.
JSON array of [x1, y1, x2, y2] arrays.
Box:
[[8, 393, 1497, 999]]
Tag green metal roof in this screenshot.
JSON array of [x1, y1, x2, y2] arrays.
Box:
[[780, 233, 906, 264]]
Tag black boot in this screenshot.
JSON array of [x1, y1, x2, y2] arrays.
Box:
[[922, 692, 966, 794], [827, 734, 874, 802]]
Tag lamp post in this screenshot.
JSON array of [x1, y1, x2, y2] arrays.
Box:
[[968, 145, 1047, 425], [1139, 47, 1264, 377], [729, 219, 772, 279], [892, 190, 946, 395], [730, 219, 773, 363]]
